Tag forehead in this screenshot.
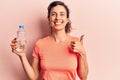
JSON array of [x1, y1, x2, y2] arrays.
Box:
[[50, 5, 67, 13]]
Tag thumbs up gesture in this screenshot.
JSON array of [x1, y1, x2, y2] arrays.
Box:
[[70, 35, 86, 56]]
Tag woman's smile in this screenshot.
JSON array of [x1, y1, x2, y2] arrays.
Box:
[[54, 20, 63, 26]]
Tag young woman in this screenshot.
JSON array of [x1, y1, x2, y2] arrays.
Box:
[[11, 1, 89, 80]]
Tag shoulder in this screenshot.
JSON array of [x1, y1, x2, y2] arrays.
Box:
[[35, 35, 50, 46]]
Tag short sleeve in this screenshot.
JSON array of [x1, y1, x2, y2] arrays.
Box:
[[32, 43, 40, 59]]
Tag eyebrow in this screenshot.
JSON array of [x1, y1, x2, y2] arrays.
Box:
[[60, 12, 65, 14], [51, 10, 65, 13]]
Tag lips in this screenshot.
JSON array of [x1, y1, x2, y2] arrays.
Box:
[[55, 22, 62, 25], [54, 21, 63, 26]]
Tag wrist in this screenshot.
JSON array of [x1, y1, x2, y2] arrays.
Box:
[[18, 52, 26, 58], [77, 51, 86, 58]]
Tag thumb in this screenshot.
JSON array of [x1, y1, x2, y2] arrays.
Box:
[[79, 35, 84, 44]]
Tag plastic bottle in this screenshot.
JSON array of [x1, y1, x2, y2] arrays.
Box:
[[16, 25, 26, 52]]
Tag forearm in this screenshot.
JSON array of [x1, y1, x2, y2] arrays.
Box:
[[77, 54, 89, 80], [19, 55, 36, 80]]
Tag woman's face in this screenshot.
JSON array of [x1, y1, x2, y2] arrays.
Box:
[[49, 5, 68, 32]]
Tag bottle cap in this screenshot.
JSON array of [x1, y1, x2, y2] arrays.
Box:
[[19, 25, 24, 29]]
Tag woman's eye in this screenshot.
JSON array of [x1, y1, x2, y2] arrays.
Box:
[[51, 13, 56, 16], [60, 14, 65, 16]]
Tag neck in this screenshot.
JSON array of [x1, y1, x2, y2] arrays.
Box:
[[51, 30, 68, 43]]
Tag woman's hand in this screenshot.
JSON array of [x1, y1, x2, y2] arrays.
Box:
[[70, 35, 86, 57], [10, 38, 25, 57]]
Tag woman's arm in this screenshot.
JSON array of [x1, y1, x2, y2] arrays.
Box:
[[77, 54, 89, 80], [71, 35, 89, 80], [11, 38, 40, 80], [19, 55, 40, 80]]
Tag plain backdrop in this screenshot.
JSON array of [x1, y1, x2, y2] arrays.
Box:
[[0, 0, 120, 80]]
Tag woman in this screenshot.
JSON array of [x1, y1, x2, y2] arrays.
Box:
[[11, 1, 89, 80]]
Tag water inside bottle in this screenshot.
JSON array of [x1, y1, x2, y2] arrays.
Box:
[[16, 40, 25, 52]]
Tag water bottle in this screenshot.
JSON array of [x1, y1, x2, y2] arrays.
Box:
[[16, 25, 26, 52]]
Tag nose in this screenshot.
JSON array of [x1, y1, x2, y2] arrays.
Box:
[[56, 14, 60, 20]]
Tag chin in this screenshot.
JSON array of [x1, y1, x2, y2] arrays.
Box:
[[53, 27, 64, 32]]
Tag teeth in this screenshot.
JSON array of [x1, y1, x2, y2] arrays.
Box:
[[55, 22, 62, 25]]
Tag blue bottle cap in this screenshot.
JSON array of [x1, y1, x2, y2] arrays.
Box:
[[19, 25, 24, 29]]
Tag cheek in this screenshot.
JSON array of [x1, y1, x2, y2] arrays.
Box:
[[49, 18, 53, 22], [49, 19, 54, 26], [50, 20, 54, 24], [49, 17, 54, 23], [64, 19, 68, 24], [64, 18, 68, 22]]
